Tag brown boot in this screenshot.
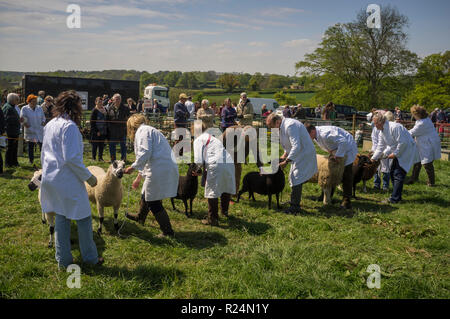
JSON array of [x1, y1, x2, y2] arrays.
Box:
[[203, 198, 219, 226], [152, 208, 174, 236], [424, 162, 435, 186], [125, 197, 150, 225], [405, 162, 421, 185]]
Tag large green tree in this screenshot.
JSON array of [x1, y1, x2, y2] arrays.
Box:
[[217, 73, 240, 92], [296, 5, 418, 110]]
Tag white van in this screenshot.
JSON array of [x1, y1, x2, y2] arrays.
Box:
[[143, 85, 170, 110], [246, 98, 280, 115]]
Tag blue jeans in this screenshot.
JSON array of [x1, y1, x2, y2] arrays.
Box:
[[390, 158, 406, 203], [55, 214, 99, 268], [374, 171, 390, 189], [109, 137, 127, 161]]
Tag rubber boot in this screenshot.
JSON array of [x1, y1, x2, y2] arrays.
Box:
[[125, 197, 150, 225], [405, 162, 421, 185], [424, 162, 435, 186], [203, 198, 219, 226]]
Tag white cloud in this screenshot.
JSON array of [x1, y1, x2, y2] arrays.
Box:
[[248, 41, 268, 47], [260, 7, 305, 17], [282, 39, 314, 48]]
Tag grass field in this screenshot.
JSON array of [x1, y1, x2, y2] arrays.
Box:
[[203, 92, 315, 106], [0, 144, 449, 299]]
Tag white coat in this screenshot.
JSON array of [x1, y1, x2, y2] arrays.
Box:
[[370, 124, 391, 173], [194, 132, 235, 198], [371, 121, 420, 172], [40, 116, 92, 220], [20, 105, 45, 142], [409, 118, 441, 164], [280, 118, 317, 186], [314, 126, 358, 167], [131, 124, 179, 202]]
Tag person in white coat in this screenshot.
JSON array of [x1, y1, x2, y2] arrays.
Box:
[[20, 94, 46, 164], [370, 121, 391, 191], [266, 114, 317, 215], [370, 112, 420, 204], [406, 105, 441, 186], [194, 123, 235, 226], [40, 91, 102, 269], [304, 123, 358, 209], [124, 114, 178, 237]]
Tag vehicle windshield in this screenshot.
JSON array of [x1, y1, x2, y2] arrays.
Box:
[[154, 90, 168, 98]]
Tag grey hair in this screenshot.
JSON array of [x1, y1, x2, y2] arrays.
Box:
[[384, 111, 394, 122], [372, 112, 386, 124], [201, 99, 209, 106], [240, 92, 247, 97], [7, 93, 19, 104], [112, 93, 121, 99]]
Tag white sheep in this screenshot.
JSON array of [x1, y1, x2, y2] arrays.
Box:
[[85, 160, 125, 234], [308, 154, 346, 205], [28, 169, 56, 248]]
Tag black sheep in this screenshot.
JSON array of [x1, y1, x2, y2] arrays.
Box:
[[237, 163, 285, 209], [352, 154, 380, 198], [171, 163, 202, 217]]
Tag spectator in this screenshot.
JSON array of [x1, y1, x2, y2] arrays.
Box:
[[261, 104, 270, 117], [174, 93, 189, 128], [106, 93, 130, 162], [2, 93, 21, 167], [266, 114, 317, 215], [37, 91, 45, 106], [124, 114, 178, 237], [322, 102, 334, 120], [90, 97, 108, 162], [370, 112, 420, 204], [305, 123, 358, 210], [282, 105, 292, 118], [315, 104, 322, 119], [221, 98, 237, 131], [355, 123, 364, 146], [41, 95, 55, 124], [1, 90, 7, 105], [136, 99, 144, 113], [185, 96, 195, 119], [194, 122, 235, 226], [20, 94, 45, 164], [236, 92, 254, 126], [126, 98, 137, 114], [197, 99, 215, 128], [329, 104, 337, 120], [102, 94, 109, 106], [40, 90, 103, 269], [406, 105, 441, 187], [429, 108, 438, 123], [0, 106, 5, 174], [436, 108, 447, 141], [210, 102, 218, 116], [394, 107, 403, 121], [293, 104, 306, 120]]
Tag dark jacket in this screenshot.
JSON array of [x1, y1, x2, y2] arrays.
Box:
[[293, 107, 306, 119], [283, 107, 292, 118], [90, 107, 108, 139], [221, 106, 237, 128], [0, 107, 5, 135], [2, 103, 20, 137], [106, 104, 130, 141], [174, 101, 189, 127]]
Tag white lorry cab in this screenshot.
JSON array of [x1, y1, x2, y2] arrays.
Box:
[[246, 98, 280, 115], [143, 84, 170, 112]]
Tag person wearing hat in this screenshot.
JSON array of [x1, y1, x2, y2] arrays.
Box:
[[236, 92, 254, 126], [20, 94, 45, 164]]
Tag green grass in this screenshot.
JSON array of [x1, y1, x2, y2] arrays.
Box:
[[0, 146, 449, 299], [203, 92, 315, 106]]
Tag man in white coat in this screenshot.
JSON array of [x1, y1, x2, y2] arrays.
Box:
[[124, 114, 178, 237], [194, 123, 235, 226], [185, 96, 195, 119], [40, 91, 102, 269], [266, 114, 317, 215], [21, 94, 45, 164], [370, 121, 391, 191], [371, 112, 420, 204], [304, 123, 358, 209], [406, 105, 441, 186]]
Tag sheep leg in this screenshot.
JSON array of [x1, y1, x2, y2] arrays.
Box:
[[323, 187, 332, 205], [41, 212, 46, 224], [352, 181, 357, 199], [113, 206, 120, 232], [182, 198, 189, 217], [171, 198, 176, 210], [97, 204, 104, 235], [250, 191, 256, 201], [189, 198, 194, 217], [47, 213, 55, 248], [268, 193, 272, 209], [363, 180, 367, 193], [276, 193, 280, 209]]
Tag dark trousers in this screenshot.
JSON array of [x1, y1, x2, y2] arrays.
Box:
[[390, 158, 406, 203], [91, 135, 106, 160], [342, 163, 353, 199], [6, 137, 19, 167], [207, 193, 231, 222], [290, 183, 303, 208], [27, 141, 42, 164], [139, 195, 174, 236], [109, 137, 127, 161]]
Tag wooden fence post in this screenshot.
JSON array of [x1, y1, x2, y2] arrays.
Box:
[[352, 114, 356, 137]]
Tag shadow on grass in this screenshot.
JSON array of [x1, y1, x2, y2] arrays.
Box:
[[406, 196, 450, 208], [174, 231, 228, 249], [221, 216, 272, 236], [0, 169, 29, 180], [82, 263, 185, 292]]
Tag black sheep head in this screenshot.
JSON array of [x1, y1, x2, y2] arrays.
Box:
[[188, 163, 202, 176]]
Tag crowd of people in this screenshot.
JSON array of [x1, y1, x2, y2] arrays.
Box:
[[0, 88, 445, 269]]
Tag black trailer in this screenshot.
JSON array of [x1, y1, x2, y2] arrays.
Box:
[[21, 74, 139, 110]]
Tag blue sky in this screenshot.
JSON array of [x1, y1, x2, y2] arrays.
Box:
[[0, 0, 449, 75]]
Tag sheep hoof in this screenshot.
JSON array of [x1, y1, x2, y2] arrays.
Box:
[[47, 242, 53, 248], [97, 228, 102, 235], [42, 219, 47, 225], [114, 223, 120, 231]]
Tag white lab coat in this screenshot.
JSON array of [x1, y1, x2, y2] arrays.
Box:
[[194, 132, 235, 198], [409, 118, 441, 164], [314, 126, 358, 167], [371, 121, 420, 172], [40, 116, 92, 220], [185, 100, 195, 118], [131, 124, 179, 202], [280, 118, 317, 186], [20, 105, 45, 142], [370, 124, 391, 173]]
